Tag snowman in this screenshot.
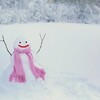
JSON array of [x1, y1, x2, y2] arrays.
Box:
[[0, 35, 46, 83]]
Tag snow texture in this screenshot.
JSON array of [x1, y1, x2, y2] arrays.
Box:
[[0, 0, 100, 24], [0, 73, 100, 100], [0, 23, 100, 100]]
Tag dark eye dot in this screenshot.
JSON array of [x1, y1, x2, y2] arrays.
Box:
[[25, 41, 27, 43], [19, 42, 21, 44]]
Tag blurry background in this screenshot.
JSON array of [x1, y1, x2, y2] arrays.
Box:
[[0, 0, 100, 24]]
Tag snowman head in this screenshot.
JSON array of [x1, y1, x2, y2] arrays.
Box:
[[14, 37, 31, 50]]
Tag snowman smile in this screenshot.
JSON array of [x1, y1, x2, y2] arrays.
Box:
[[18, 44, 29, 48]]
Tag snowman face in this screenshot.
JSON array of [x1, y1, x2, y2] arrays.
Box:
[[14, 37, 31, 49]]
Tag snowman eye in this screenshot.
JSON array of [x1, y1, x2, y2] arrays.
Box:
[[25, 41, 27, 43], [19, 42, 21, 44]]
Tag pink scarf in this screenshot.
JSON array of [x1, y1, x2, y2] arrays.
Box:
[[9, 47, 46, 83]]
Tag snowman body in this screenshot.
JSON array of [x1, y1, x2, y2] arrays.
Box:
[[10, 52, 36, 82], [1, 52, 37, 83], [18, 53, 36, 82]]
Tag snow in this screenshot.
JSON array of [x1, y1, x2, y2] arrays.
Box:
[[0, 23, 100, 100], [0, 0, 100, 24]]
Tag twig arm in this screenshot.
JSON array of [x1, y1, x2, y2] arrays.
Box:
[[36, 33, 46, 54], [2, 35, 12, 56]]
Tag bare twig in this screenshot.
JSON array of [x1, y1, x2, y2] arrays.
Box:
[[2, 35, 12, 56], [36, 33, 46, 54]]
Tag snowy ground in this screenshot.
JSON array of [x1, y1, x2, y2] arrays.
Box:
[[0, 73, 100, 100], [0, 23, 100, 100]]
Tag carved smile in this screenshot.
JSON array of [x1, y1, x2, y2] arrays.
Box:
[[18, 44, 29, 48]]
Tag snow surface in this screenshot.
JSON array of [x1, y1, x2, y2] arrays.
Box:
[[0, 23, 100, 100]]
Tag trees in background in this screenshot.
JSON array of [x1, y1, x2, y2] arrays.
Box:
[[0, 0, 99, 24], [0, 0, 30, 9]]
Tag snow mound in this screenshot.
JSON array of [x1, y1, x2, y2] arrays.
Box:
[[0, 72, 100, 100]]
